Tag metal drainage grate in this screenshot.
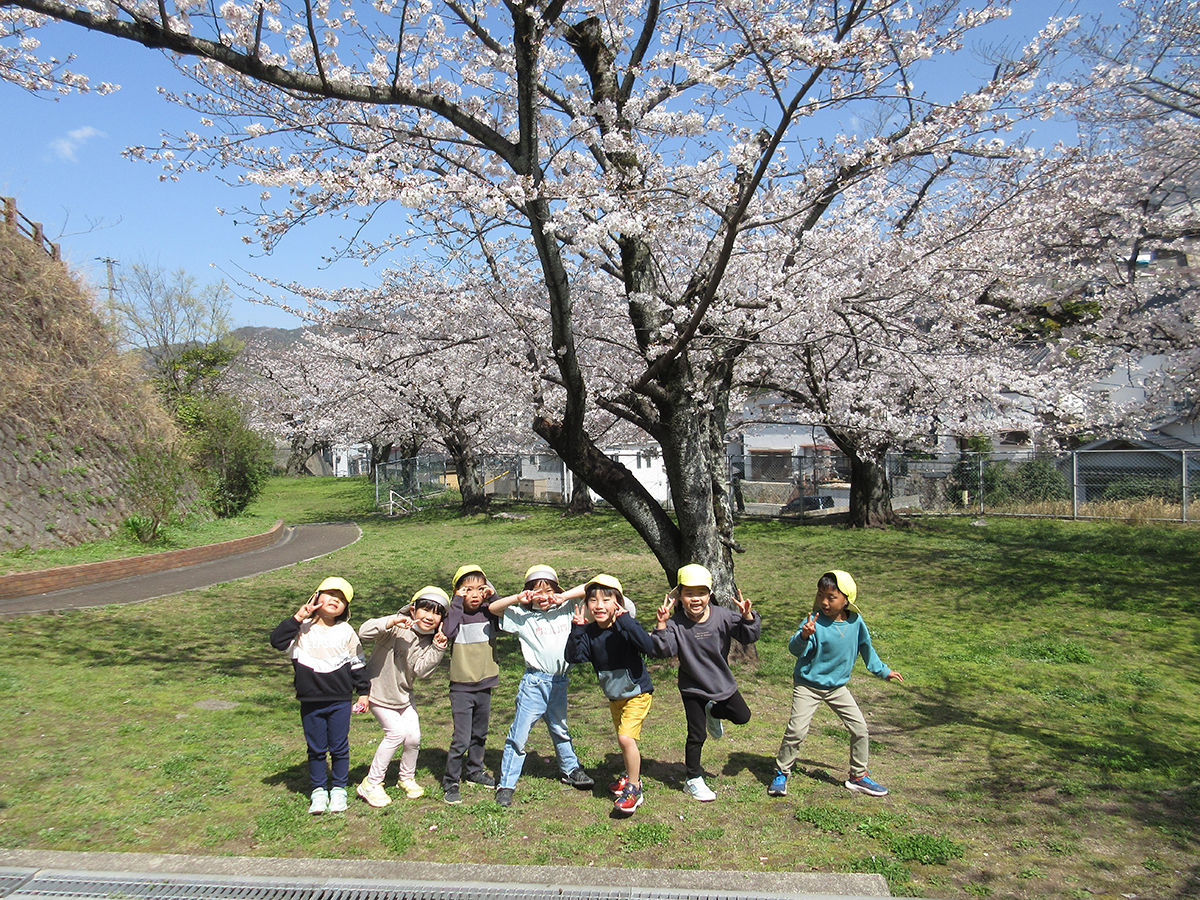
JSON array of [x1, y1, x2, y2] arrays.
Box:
[[0, 871, 840, 900]]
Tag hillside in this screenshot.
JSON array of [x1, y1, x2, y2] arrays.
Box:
[[0, 213, 176, 550]]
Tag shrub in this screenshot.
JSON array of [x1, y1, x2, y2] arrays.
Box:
[[186, 396, 273, 518]]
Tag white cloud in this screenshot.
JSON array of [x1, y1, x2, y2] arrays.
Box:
[[50, 126, 105, 163]]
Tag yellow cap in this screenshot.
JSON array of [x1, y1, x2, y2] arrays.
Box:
[[317, 576, 354, 604], [585, 573, 624, 597], [676, 564, 713, 589], [524, 564, 560, 587], [410, 585, 450, 613], [453, 564, 486, 589]]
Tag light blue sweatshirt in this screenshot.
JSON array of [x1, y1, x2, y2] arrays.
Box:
[[789, 612, 891, 689]]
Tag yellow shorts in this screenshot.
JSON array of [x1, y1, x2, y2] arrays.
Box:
[[609, 692, 653, 740]]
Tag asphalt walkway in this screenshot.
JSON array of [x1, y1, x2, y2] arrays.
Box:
[[0, 522, 362, 616]]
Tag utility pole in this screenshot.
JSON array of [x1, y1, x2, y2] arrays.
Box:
[[96, 256, 118, 329]]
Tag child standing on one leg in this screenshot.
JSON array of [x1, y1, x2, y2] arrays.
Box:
[[769, 570, 903, 799], [565, 574, 654, 815], [651, 564, 760, 803], [354, 586, 449, 807], [269, 576, 369, 815], [493, 564, 595, 807], [439, 564, 502, 804]]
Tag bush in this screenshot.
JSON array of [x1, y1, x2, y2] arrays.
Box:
[[122, 444, 192, 542], [185, 396, 273, 518]]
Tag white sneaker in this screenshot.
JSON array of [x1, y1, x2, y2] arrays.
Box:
[[328, 786, 348, 812], [685, 776, 716, 802], [308, 787, 329, 814], [356, 778, 392, 808], [704, 701, 724, 739], [398, 778, 426, 799]]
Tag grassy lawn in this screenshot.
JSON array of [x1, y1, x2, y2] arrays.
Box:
[[0, 477, 1197, 900]]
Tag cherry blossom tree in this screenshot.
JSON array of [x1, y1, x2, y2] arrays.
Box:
[[1070, 0, 1200, 420], [3, 0, 1096, 590], [239, 267, 533, 511]]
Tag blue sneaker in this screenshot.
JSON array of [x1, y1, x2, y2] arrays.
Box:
[[845, 773, 888, 796], [768, 770, 788, 797]]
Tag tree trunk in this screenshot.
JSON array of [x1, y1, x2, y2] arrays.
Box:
[[827, 427, 900, 527], [284, 433, 311, 476], [367, 439, 393, 483], [445, 436, 489, 515], [566, 475, 594, 515]]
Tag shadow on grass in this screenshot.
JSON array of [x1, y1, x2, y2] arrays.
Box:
[[903, 684, 1200, 847]]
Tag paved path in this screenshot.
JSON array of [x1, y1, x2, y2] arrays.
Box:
[[0, 522, 362, 616]]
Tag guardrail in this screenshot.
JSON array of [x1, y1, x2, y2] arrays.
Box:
[[2, 196, 61, 260]]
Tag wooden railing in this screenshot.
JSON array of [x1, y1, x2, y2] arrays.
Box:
[[2, 196, 61, 260]]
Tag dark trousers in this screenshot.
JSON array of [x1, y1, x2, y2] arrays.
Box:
[[444, 688, 492, 786], [682, 690, 752, 778], [300, 699, 352, 790]]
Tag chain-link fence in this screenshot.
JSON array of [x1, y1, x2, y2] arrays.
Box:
[[378, 448, 1197, 523]]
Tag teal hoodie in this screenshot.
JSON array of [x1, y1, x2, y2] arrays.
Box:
[[789, 612, 891, 689]]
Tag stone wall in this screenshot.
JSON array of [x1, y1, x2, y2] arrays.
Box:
[[0, 424, 131, 551]]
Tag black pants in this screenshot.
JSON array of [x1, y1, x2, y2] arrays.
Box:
[[444, 688, 492, 786], [682, 690, 751, 778]]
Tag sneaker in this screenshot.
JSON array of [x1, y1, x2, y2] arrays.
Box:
[[356, 778, 392, 808], [328, 786, 348, 812], [495, 787, 514, 807], [466, 772, 497, 788], [613, 781, 643, 814], [398, 778, 426, 799], [704, 700, 724, 739], [768, 770, 788, 797], [845, 773, 889, 796], [685, 776, 716, 802], [443, 783, 462, 805], [308, 787, 329, 814], [608, 773, 629, 796], [561, 767, 595, 789]]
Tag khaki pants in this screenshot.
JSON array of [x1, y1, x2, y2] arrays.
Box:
[[775, 682, 870, 779]]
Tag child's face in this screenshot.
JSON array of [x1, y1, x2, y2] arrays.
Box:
[[527, 580, 557, 610], [313, 591, 347, 621], [587, 590, 621, 627], [412, 605, 444, 634], [679, 584, 711, 621], [815, 585, 849, 619], [458, 576, 487, 612]]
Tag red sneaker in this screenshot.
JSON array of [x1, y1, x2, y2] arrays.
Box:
[[613, 782, 643, 813], [608, 774, 628, 795]]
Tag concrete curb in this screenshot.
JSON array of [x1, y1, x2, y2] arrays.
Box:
[[0, 520, 285, 600], [0, 849, 892, 897]]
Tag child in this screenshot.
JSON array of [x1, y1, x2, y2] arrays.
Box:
[[269, 575, 369, 814], [651, 563, 760, 802], [354, 586, 450, 807], [769, 570, 903, 798], [439, 564, 501, 804], [493, 563, 595, 807], [565, 574, 654, 814]]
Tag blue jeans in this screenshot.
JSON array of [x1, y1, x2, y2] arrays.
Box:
[[300, 699, 352, 790], [499, 670, 579, 789]]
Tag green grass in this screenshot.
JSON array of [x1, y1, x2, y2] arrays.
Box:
[[0, 477, 1198, 900]]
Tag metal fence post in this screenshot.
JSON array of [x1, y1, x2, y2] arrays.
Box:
[[1072, 452, 1079, 520], [978, 455, 985, 514], [1183, 450, 1190, 524]]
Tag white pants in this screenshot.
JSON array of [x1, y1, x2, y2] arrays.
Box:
[[367, 703, 420, 784]]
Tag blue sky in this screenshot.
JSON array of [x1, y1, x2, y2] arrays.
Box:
[[1, 0, 1110, 331]]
